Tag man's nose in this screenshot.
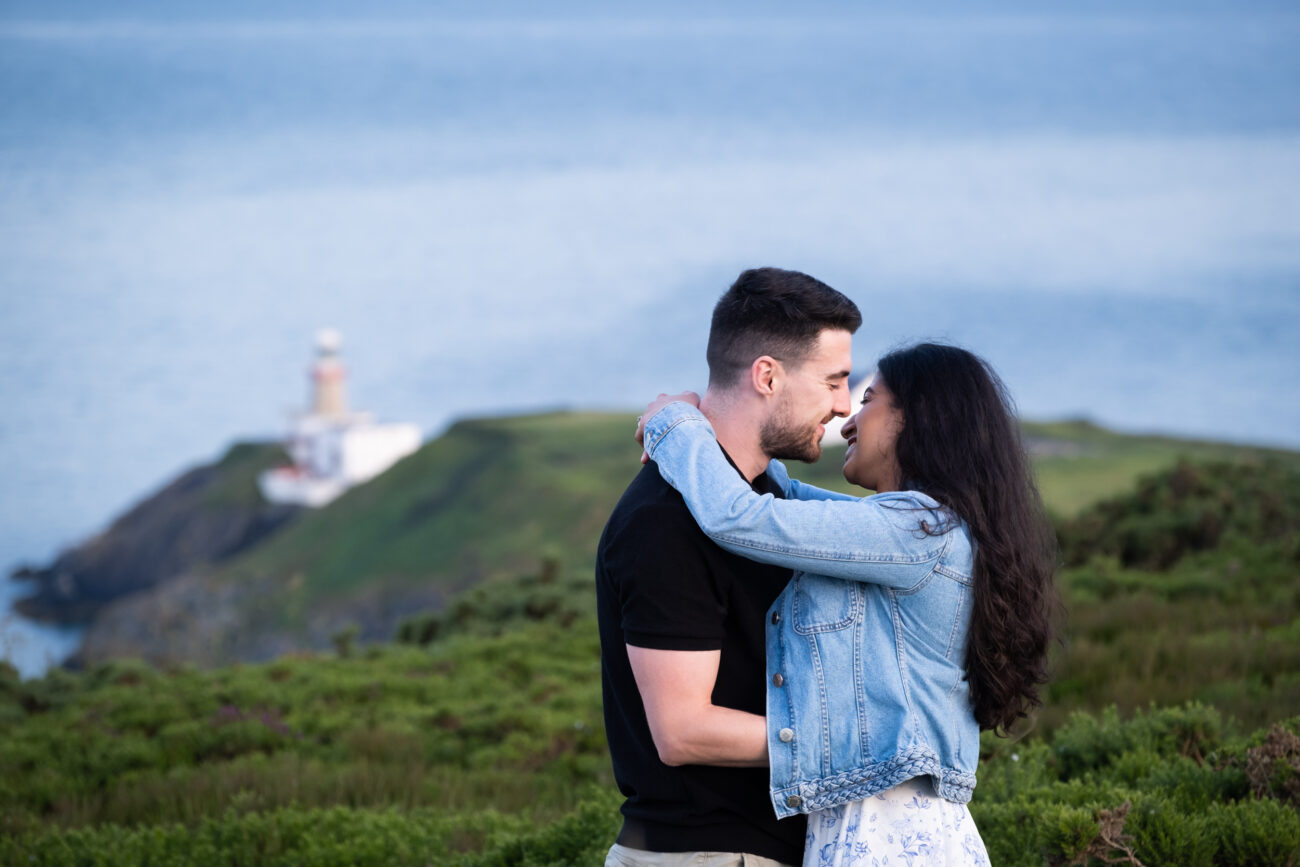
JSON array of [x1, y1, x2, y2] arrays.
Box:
[[832, 382, 852, 418]]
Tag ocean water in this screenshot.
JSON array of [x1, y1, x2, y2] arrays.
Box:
[[1, 576, 83, 679], [2, 2, 1298, 675]]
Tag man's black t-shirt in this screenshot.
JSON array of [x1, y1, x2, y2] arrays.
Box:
[[595, 451, 805, 864]]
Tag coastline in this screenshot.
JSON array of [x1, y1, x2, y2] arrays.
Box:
[[0, 575, 84, 679]]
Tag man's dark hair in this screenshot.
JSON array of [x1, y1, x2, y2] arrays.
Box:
[[706, 267, 862, 389]]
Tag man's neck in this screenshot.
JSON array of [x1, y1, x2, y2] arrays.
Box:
[[699, 389, 769, 482]]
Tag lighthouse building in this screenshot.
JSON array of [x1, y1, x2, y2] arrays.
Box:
[[258, 330, 422, 508]]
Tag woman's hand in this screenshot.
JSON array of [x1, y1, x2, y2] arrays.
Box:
[[635, 391, 701, 463]]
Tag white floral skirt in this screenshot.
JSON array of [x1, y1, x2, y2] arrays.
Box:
[[804, 776, 989, 866]]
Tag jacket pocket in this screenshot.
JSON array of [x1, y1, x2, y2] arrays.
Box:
[[791, 574, 861, 634]]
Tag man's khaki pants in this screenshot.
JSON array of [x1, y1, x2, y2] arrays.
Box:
[[605, 842, 797, 867]]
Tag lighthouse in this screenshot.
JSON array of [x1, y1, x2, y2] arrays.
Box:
[[311, 328, 348, 418], [258, 330, 423, 507]]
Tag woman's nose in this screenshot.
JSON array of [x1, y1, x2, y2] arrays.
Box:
[[841, 412, 858, 440]]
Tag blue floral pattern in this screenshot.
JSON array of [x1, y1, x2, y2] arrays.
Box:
[[804, 777, 989, 866]]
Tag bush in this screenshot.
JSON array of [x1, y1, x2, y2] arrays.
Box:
[[1049, 703, 1225, 780], [1059, 459, 1300, 571], [971, 707, 1300, 866], [1128, 794, 1218, 867], [1208, 797, 1300, 866], [395, 561, 592, 648], [0, 791, 625, 867]]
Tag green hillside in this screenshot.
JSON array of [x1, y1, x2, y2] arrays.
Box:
[[225, 411, 1298, 595], [76, 410, 1300, 669], [225, 412, 644, 601]]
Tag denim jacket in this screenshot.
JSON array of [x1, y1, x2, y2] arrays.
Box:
[[643, 403, 979, 819]]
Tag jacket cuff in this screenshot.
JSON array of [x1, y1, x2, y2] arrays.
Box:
[[643, 402, 711, 459]]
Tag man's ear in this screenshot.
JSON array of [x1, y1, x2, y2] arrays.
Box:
[[750, 356, 781, 397]]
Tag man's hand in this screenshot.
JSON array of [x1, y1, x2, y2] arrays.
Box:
[[626, 645, 768, 767], [635, 391, 702, 464]]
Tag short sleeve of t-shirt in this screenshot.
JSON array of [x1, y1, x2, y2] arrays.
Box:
[[604, 500, 728, 651]]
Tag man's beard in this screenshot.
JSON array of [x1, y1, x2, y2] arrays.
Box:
[[760, 403, 824, 464]]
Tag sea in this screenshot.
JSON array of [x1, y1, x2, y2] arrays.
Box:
[[2, 0, 1298, 677]]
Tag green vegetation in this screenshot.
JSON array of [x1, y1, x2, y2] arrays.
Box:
[[1022, 419, 1300, 519], [5, 420, 1299, 864], [973, 707, 1300, 867], [4, 706, 1297, 865], [201, 442, 295, 510], [1058, 458, 1299, 570], [1046, 459, 1300, 733], [1, 610, 606, 835]]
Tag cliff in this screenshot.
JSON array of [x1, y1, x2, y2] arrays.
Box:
[[13, 442, 301, 624], [73, 412, 647, 668]]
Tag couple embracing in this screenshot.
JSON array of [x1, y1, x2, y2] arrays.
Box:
[[596, 268, 1057, 866]]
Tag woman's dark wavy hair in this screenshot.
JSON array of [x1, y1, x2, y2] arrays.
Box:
[[877, 342, 1058, 734]]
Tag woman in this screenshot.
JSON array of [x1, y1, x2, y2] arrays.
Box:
[[638, 342, 1057, 866]]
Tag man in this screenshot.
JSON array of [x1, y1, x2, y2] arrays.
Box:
[[596, 267, 861, 866]]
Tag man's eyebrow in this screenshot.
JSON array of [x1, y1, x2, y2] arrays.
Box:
[[826, 370, 852, 380]]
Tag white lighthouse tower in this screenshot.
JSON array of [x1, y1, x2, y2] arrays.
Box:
[[258, 330, 423, 508], [311, 328, 349, 418]]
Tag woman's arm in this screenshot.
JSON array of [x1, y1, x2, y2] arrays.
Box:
[[763, 459, 859, 503], [643, 403, 948, 588]]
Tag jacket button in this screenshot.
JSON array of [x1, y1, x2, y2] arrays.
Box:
[[786, 794, 802, 808], [772, 673, 784, 687], [771, 612, 781, 625], [778, 727, 794, 743]]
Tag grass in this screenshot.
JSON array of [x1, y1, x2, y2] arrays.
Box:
[[200, 442, 293, 510]]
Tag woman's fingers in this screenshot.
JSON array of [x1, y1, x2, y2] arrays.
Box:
[[635, 392, 700, 461]]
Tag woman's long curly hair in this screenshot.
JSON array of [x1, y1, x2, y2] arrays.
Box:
[[876, 343, 1058, 734]]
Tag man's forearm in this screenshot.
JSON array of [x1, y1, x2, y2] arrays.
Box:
[[651, 704, 768, 768], [626, 645, 769, 768]]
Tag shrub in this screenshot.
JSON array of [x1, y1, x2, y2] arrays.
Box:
[[1247, 723, 1300, 807], [1059, 459, 1300, 571], [1049, 703, 1225, 780], [1128, 793, 1218, 867], [1207, 797, 1300, 867], [395, 562, 593, 648]]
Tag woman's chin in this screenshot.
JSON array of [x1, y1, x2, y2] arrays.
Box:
[[841, 460, 876, 491]]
